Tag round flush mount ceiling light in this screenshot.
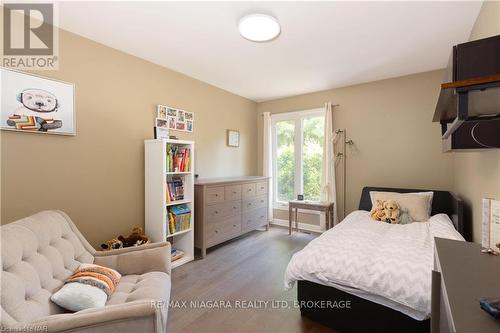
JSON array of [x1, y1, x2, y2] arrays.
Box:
[[238, 14, 281, 42]]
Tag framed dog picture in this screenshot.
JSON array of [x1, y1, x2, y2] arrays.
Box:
[[1, 68, 75, 135]]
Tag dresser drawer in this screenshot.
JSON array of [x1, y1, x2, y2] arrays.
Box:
[[225, 185, 242, 201], [206, 201, 242, 222], [242, 207, 268, 232], [243, 195, 267, 212], [223, 200, 241, 217], [255, 181, 268, 196], [242, 183, 256, 199], [206, 216, 241, 247], [254, 195, 268, 209], [206, 186, 224, 204], [205, 202, 225, 220], [242, 197, 257, 211]]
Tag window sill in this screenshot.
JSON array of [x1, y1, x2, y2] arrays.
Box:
[[273, 205, 321, 215]]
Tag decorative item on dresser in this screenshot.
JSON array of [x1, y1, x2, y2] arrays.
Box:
[[145, 139, 195, 268], [194, 176, 270, 258]]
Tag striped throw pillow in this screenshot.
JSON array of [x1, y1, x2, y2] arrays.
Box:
[[66, 264, 121, 296]]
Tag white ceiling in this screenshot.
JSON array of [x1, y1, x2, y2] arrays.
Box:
[[58, 1, 482, 102]]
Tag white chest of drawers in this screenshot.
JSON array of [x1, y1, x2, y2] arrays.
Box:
[[194, 176, 270, 258]]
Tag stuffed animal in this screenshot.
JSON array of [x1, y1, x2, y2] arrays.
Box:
[[399, 207, 413, 225], [370, 200, 386, 221], [117, 227, 150, 248], [383, 200, 401, 224], [100, 238, 123, 250]]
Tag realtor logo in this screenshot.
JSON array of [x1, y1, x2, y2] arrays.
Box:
[[2, 3, 59, 69]]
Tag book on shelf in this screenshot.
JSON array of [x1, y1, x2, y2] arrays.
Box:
[[165, 176, 184, 203], [166, 144, 191, 172], [171, 247, 185, 262], [167, 204, 191, 235]]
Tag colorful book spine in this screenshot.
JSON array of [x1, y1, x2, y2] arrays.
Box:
[[167, 205, 191, 234], [166, 145, 191, 172]]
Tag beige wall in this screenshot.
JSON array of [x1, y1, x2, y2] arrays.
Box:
[[453, 0, 500, 243], [1, 28, 258, 247], [257, 70, 454, 224]]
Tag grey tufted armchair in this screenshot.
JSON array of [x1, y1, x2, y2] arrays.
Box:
[[1, 210, 171, 333]]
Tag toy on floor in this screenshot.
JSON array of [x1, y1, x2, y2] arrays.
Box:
[[100, 227, 150, 250], [101, 238, 123, 250], [118, 227, 150, 248]]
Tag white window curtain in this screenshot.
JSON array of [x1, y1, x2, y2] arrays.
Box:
[[320, 102, 338, 228], [262, 112, 274, 222]]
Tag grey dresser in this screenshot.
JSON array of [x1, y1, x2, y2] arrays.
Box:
[[432, 238, 500, 333], [194, 176, 270, 258]]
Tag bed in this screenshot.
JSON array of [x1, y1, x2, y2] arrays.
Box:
[[285, 186, 465, 333]]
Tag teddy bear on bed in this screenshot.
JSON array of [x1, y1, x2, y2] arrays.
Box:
[[382, 200, 401, 224], [370, 200, 386, 221]]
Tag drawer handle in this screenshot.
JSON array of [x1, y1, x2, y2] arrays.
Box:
[[215, 230, 218, 233], [215, 211, 219, 214], [233, 206, 237, 209], [233, 191, 237, 194], [233, 224, 237, 227], [215, 194, 219, 197], [260, 187, 264, 190], [247, 189, 252, 192]]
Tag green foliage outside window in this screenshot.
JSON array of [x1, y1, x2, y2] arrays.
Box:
[[276, 116, 324, 203]]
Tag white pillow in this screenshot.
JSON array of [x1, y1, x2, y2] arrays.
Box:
[[370, 191, 434, 222], [51, 282, 107, 312], [51, 263, 122, 312]]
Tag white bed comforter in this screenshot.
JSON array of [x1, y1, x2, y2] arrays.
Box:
[[284, 210, 464, 320]]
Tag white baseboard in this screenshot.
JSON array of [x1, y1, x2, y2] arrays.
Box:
[[271, 218, 323, 234]]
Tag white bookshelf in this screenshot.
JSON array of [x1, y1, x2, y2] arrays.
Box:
[[145, 139, 195, 269]]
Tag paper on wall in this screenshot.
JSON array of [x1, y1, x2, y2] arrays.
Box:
[[482, 198, 491, 248], [490, 199, 500, 250]]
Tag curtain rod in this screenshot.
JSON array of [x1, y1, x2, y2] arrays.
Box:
[[260, 104, 340, 116]]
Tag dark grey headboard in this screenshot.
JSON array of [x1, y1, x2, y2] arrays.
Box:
[[359, 186, 465, 239]]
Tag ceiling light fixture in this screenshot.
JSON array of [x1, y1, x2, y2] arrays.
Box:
[[238, 14, 281, 42]]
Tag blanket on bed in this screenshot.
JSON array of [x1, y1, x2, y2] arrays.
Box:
[[284, 210, 464, 320]]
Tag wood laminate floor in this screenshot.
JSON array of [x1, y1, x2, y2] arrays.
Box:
[[167, 226, 337, 333]]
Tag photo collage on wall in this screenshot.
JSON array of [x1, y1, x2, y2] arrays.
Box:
[[156, 104, 194, 133]]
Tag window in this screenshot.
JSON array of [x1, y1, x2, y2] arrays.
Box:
[[272, 109, 324, 208]]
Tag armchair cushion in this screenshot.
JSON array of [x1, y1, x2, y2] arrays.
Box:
[[107, 271, 171, 306]]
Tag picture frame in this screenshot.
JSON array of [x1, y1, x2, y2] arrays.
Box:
[[186, 120, 193, 132], [1, 68, 76, 135], [155, 117, 168, 128], [154, 126, 169, 139], [155, 105, 195, 133], [167, 116, 176, 129], [167, 108, 177, 117], [157, 105, 167, 119], [227, 129, 240, 147]]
